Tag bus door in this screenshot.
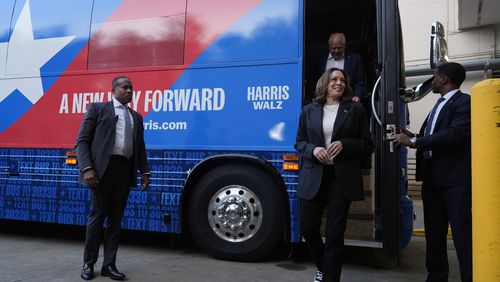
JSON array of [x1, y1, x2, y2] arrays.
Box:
[[303, 0, 407, 263], [374, 0, 405, 262]]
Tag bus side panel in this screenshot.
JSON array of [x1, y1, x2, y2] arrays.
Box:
[[142, 64, 301, 151], [0, 0, 302, 240], [0, 147, 300, 237], [0, 0, 300, 151], [0, 148, 88, 225]]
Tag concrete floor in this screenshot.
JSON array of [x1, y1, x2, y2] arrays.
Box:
[[0, 199, 462, 282]]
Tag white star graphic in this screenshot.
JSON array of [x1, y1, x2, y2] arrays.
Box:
[[0, 0, 75, 104]]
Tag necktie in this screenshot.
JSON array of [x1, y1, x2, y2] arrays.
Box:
[[423, 97, 445, 159], [122, 105, 133, 159]]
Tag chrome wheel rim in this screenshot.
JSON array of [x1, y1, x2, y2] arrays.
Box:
[[208, 185, 263, 242]]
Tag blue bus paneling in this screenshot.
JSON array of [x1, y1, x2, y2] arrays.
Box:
[[0, 148, 300, 241]]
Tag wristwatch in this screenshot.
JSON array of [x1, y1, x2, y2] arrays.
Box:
[[409, 136, 417, 148]]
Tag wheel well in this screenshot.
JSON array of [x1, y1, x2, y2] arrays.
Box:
[[180, 155, 290, 241]]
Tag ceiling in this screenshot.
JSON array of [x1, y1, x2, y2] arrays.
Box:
[[458, 0, 500, 29]]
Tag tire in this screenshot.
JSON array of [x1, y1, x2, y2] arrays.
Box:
[[187, 164, 285, 261]]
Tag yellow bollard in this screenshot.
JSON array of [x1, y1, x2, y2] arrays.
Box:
[[471, 79, 500, 282]]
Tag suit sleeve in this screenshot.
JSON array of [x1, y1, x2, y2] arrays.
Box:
[[76, 103, 97, 172], [415, 97, 470, 150], [339, 105, 373, 160], [294, 108, 317, 160], [136, 114, 150, 174], [352, 54, 366, 99]]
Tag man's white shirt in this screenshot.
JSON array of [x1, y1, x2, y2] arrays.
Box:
[[428, 89, 459, 135], [112, 98, 134, 157], [326, 53, 345, 70]]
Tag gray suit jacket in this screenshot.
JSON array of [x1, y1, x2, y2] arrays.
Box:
[[295, 102, 373, 201], [76, 101, 149, 186]]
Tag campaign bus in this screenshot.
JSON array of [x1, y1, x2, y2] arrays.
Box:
[[0, 0, 442, 262]]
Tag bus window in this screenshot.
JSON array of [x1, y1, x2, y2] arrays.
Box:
[[188, 0, 299, 65], [0, 0, 15, 77], [6, 0, 92, 75], [88, 0, 186, 69]]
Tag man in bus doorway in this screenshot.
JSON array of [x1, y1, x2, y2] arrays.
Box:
[[324, 33, 366, 104], [76, 76, 150, 281], [392, 62, 472, 282]]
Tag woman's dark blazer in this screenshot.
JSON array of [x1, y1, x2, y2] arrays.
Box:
[[294, 101, 373, 201]]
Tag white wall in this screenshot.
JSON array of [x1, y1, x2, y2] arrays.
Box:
[[400, 0, 499, 67], [399, 0, 498, 135]]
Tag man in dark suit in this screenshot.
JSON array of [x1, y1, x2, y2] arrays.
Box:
[[323, 33, 366, 103], [393, 62, 471, 282], [76, 76, 150, 281]]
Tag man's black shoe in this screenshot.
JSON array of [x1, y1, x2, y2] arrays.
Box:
[[80, 263, 94, 280], [101, 264, 126, 280]]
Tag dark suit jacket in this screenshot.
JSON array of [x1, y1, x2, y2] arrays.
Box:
[[415, 91, 471, 188], [76, 101, 149, 187], [321, 52, 366, 99], [295, 102, 373, 201]]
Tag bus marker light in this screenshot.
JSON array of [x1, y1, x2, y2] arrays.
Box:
[[283, 163, 299, 171], [66, 151, 77, 157], [283, 154, 299, 161]]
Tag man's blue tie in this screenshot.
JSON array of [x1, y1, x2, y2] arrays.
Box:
[[423, 97, 445, 159]]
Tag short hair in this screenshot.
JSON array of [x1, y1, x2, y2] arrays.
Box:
[[328, 33, 346, 45], [314, 68, 352, 104], [436, 62, 466, 87], [112, 76, 131, 89]]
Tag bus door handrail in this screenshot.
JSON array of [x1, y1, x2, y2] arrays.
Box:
[[371, 76, 382, 126]]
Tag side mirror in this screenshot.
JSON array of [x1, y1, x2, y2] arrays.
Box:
[[400, 77, 433, 103], [430, 22, 449, 69], [401, 22, 447, 102]]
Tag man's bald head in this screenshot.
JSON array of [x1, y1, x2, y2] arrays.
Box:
[[328, 33, 346, 60]]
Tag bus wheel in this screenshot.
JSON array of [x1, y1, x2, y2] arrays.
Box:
[[188, 164, 284, 261]]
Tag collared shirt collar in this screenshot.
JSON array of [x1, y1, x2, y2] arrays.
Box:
[[112, 97, 126, 108], [327, 53, 345, 61], [442, 89, 459, 101]]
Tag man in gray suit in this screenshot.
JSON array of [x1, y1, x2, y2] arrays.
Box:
[[76, 76, 150, 281]]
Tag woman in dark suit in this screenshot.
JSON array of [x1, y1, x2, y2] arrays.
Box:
[[295, 68, 373, 282]]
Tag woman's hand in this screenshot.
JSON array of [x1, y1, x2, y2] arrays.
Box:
[[313, 147, 331, 164], [327, 141, 343, 159]]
